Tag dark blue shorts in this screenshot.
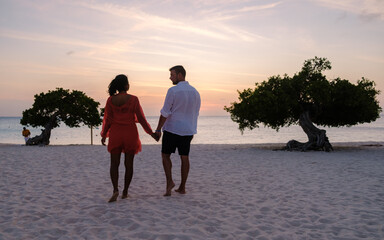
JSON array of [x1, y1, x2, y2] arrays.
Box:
[[162, 131, 193, 156]]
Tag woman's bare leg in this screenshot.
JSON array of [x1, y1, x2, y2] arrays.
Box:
[[109, 153, 121, 202], [122, 153, 135, 198]]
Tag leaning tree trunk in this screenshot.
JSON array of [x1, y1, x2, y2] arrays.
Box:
[[284, 111, 333, 152], [26, 114, 56, 146]]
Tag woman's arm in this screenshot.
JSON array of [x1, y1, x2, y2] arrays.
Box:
[[135, 97, 153, 135], [101, 98, 113, 144]]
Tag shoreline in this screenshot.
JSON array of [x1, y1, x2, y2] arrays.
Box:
[[1, 141, 383, 148]]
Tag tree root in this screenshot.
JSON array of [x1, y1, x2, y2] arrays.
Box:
[[283, 111, 333, 152], [283, 139, 333, 152]]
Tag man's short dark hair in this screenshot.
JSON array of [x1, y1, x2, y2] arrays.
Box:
[[169, 65, 186, 78]]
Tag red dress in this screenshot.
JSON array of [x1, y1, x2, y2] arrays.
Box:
[[101, 94, 152, 154]]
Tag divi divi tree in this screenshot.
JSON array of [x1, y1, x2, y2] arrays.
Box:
[[20, 88, 102, 145], [225, 57, 382, 151]]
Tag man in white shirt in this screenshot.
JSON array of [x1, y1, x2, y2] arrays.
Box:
[[155, 65, 201, 196]]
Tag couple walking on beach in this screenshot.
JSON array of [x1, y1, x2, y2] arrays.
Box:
[[101, 65, 201, 202]]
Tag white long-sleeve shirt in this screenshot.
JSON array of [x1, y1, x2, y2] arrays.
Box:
[[160, 81, 201, 136]]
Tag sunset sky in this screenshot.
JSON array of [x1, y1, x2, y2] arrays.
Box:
[[1, 0, 384, 117]]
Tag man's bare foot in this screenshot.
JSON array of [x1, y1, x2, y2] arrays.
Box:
[[175, 188, 186, 194], [164, 181, 175, 196], [108, 191, 119, 203], [122, 190, 128, 199]]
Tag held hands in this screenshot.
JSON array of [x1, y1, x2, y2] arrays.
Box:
[[151, 131, 161, 142]]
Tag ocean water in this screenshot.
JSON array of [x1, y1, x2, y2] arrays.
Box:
[[1, 115, 383, 145]]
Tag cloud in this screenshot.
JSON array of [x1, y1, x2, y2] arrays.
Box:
[[200, 88, 233, 93], [235, 2, 282, 13], [145, 36, 220, 50], [359, 11, 383, 22], [0, 29, 133, 52], [71, 1, 231, 40], [313, 0, 384, 21], [68, 0, 271, 42], [357, 55, 384, 64], [196, 1, 281, 24], [1, 0, 274, 66]]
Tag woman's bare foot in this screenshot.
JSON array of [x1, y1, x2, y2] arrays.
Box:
[[108, 191, 119, 203], [164, 181, 175, 196]]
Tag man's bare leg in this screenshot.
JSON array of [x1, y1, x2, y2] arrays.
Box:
[[162, 153, 175, 196], [122, 153, 134, 199], [175, 155, 189, 194], [109, 153, 121, 202]]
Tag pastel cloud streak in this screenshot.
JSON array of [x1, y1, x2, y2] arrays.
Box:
[[313, 0, 384, 21]]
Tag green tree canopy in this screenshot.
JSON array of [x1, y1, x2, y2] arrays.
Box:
[[20, 88, 102, 145], [225, 57, 382, 151]]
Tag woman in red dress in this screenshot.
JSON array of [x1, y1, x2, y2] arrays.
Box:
[[101, 74, 157, 202]]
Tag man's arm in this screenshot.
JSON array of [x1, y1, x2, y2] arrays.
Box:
[[156, 115, 167, 132], [155, 88, 174, 140], [154, 115, 167, 140]]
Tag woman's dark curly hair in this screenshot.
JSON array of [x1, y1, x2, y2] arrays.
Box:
[[108, 74, 129, 96]]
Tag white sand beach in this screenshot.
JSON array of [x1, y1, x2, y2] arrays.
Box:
[[1, 143, 384, 240]]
